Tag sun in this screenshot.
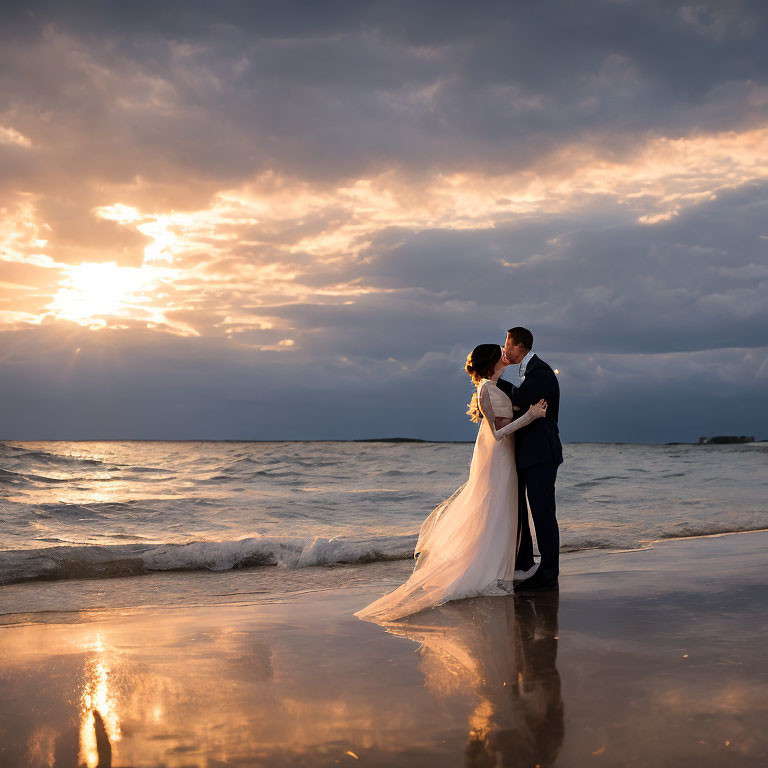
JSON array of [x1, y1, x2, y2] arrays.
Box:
[[49, 262, 154, 327]]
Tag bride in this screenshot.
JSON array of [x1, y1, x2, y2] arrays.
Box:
[[355, 343, 547, 622]]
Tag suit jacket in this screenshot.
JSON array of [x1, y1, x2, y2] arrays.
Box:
[[497, 355, 563, 470]]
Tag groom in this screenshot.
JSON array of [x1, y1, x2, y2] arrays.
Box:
[[496, 327, 563, 590]]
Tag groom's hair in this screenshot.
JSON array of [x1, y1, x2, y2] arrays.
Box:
[[507, 326, 533, 350]]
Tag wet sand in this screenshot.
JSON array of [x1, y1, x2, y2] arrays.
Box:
[[1, 531, 767, 767]]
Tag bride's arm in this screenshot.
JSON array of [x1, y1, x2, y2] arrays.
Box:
[[479, 385, 547, 441]]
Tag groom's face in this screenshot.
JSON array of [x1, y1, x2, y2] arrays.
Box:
[[504, 334, 527, 365]]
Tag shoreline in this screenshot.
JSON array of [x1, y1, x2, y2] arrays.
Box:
[[1, 531, 767, 765], [2, 525, 768, 590]]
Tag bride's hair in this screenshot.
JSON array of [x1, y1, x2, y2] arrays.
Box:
[[465, 344, 502, 422]]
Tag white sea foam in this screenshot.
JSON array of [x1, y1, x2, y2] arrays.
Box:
[[0, 534, 420, 585]]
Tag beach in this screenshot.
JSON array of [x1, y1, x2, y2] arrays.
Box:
[[2, 530, 767, 767]]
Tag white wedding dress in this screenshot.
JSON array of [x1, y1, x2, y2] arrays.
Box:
[[355, 378, 537, 622]]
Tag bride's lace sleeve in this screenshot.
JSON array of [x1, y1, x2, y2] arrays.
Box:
[[479, 383, 537, 441]]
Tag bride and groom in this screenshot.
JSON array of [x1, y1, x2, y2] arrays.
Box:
[[356, 327, 562, 622]]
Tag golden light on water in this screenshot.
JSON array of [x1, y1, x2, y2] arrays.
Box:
[[79, 633, 121, 768]]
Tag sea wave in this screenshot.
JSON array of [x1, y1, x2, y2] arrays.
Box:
[[0, 533, 419, 585], [3, 522, 768, 585], [0, 447, 106, 467], [0, 468, 70, 485]]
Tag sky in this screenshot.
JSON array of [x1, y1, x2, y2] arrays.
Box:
[[1, 0, 767, 442]]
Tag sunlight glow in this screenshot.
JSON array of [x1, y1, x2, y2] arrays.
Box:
[[137, 215, 178, 263], [94, 204, 180, 263], [0, 125, 31, 147], [48, 262, 155, 327], [93, 203, 142, 224], [7, 121, 768, 337]]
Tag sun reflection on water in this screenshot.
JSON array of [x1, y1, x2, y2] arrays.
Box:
[[78, 633, 121, 768]]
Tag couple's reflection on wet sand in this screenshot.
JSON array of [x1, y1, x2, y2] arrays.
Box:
[[384, 592, 563, 767]]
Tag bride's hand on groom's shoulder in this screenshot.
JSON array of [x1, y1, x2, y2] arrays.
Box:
[[529, 399, 548, 419]]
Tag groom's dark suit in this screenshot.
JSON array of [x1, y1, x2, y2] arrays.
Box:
[[497, 355, 563, 582]]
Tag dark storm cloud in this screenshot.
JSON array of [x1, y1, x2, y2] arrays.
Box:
[[348, 184, 768, 354], [3, 0, 768, 187]]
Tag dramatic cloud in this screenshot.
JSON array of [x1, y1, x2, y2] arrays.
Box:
[[0, 0, 767, 440]]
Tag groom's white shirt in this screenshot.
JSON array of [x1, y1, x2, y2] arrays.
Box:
[[519, 350, 535, 382]]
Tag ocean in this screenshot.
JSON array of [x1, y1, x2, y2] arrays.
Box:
[[1, 439, 766, 616]]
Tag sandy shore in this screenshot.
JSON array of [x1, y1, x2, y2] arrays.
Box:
[[1, 531, 767, 767]]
